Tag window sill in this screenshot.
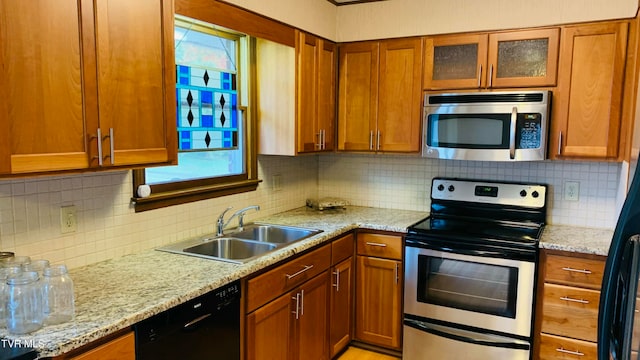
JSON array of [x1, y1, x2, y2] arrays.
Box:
[[132, 178, 262, 212]]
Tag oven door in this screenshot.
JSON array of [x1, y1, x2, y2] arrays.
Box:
[[404, 243, 536, 338]]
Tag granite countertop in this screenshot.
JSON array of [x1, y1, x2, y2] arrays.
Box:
[[1, 206, 427, 358], [540, 224, 614, 256], [0, 206, 615, 358]]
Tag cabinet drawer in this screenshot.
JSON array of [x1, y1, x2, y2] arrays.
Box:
[[247, 244, 331, 312], [332, 233, 354, 265], [541, 283, 600, 342], [544, 254, 605, 289], [356, 233, 402, 260], [69, 331, 135, 360], [539, 333, 596, 360]]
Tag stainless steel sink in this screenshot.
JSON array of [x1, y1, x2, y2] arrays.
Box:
[[183, 238, 277, 261], [157, 223, 322, 264], [232, 223, 322, 244]]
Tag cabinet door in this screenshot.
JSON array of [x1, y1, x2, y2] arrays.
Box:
[[355, 255, 402, 349], [423, 34, 488, 90], [551, 22, 628, 159], [317, 40, 336, 152], [330, 257, 354, 358], [488, 28, 559, 88], [377, 38, 423, 153], [296, 271, 330, 360], [337, 42, 379, 151], [246, 291, 295, 360], [70, 332, 135, 360], [94, 0, 176, 167], [0, 0, 94, 174], [297, 32, 319, 153]]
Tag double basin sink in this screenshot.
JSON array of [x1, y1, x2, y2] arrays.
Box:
[[158, 223, 323, 264]]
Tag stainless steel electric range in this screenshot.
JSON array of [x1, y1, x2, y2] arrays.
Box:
[[403, 177, 547, 360]]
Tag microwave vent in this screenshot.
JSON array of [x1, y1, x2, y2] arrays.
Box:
[[428, 92, 545, 105]]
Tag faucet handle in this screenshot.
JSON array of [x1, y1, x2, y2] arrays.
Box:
[[218, 207, 233, 221]]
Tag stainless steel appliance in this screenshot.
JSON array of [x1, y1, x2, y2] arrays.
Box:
[[403, 178, 547, 360], [598, 148, 640, 360], [422, 90, 551, 161], [135, 281, 240, 360]]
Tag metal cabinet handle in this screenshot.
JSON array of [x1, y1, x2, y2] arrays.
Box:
[[333, 270, 340, 292], [369, 131, 374, 150], [477, 64, 482, 88], [489, 64, 494, 87], [315, 132, 322, 149], [560, 296, 590, 304], [562, 267, 592, 275], [365, 242, 387, 247], [95, 129, 103, 166], [286, 265, 314, 280], [557, 131, 563, 155], [108, 128, 114, 165], [556, 347, 584, 356], [509, 107, 517, 160], [376, 130, 381, 151], [300, 289, 305, 316], [292, 293, 300, 319]]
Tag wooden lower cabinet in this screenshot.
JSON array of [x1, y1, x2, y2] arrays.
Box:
[[535, 250, 606, 360], [354, 255, 402, 350], [246, 271, 330, 360], [330, 256, 354, 357], [68, 331, 135, 360]]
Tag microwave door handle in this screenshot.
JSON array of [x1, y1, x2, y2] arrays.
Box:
[[509, 107, 517, 160]]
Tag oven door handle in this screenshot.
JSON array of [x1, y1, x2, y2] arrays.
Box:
[[404, 318, 530, 350]]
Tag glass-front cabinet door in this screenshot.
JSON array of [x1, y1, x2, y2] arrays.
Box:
[[423, 28, 559, 90], [488, 28, 560, 88], [424, 34, 488, 90]]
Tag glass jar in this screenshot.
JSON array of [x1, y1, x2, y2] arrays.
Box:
[[6, 271, 43, 334], [42, 265, 74, 325], [23, 259, 50, 277], [0, 265, 22, 328]]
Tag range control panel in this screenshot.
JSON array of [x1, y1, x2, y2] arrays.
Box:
[[431, 178, 547, 209]]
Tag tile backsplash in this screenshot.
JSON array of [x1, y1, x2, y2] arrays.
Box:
[[0, 153, 622, 269], [319, 154, 621, 228]]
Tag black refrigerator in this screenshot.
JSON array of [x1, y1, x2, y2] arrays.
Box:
[[598, 156, 640, 359]]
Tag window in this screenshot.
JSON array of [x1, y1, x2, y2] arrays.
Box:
[[132, 16, 259, 212]]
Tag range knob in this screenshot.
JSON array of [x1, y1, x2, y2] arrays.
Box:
[[437, 184, 445, 191], [448, 185, 455, 192], [532, 191, 540, 198], [520, 190, 527, 197]]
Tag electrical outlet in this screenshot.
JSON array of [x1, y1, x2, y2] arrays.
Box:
[[272, 174, 282, 192], [60, 205, 77, 234], [564, 181, 580, 201]]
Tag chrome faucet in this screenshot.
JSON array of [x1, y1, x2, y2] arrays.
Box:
[[216, 205, 260, 236]]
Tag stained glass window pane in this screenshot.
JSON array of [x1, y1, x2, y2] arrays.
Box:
[[144, 18, 245, 185]]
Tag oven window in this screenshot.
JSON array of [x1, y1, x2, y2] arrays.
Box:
[[427, 114, 510, 149], [417, 255, 518, 318]]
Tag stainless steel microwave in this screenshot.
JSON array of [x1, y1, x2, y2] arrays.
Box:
[[423, 90, 551, 161]]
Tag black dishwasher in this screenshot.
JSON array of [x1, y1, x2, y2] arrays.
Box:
[[135, 281, 240, 360]]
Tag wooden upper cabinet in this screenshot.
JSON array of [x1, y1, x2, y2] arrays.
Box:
[[551, 21, 629, 160], [338, 41, 379, 152], [338, 38, 422, 153], [0, 0, 176, 175], [488, 28, 559, 88], [424, 34, 488, 90], [93, 0, 176, 167], [424, 28, 559, 90], [0, 0, 92, 174], [377, 38, 423, 152], [297, 31, 336, 153], [258, 31, 336, 155]]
